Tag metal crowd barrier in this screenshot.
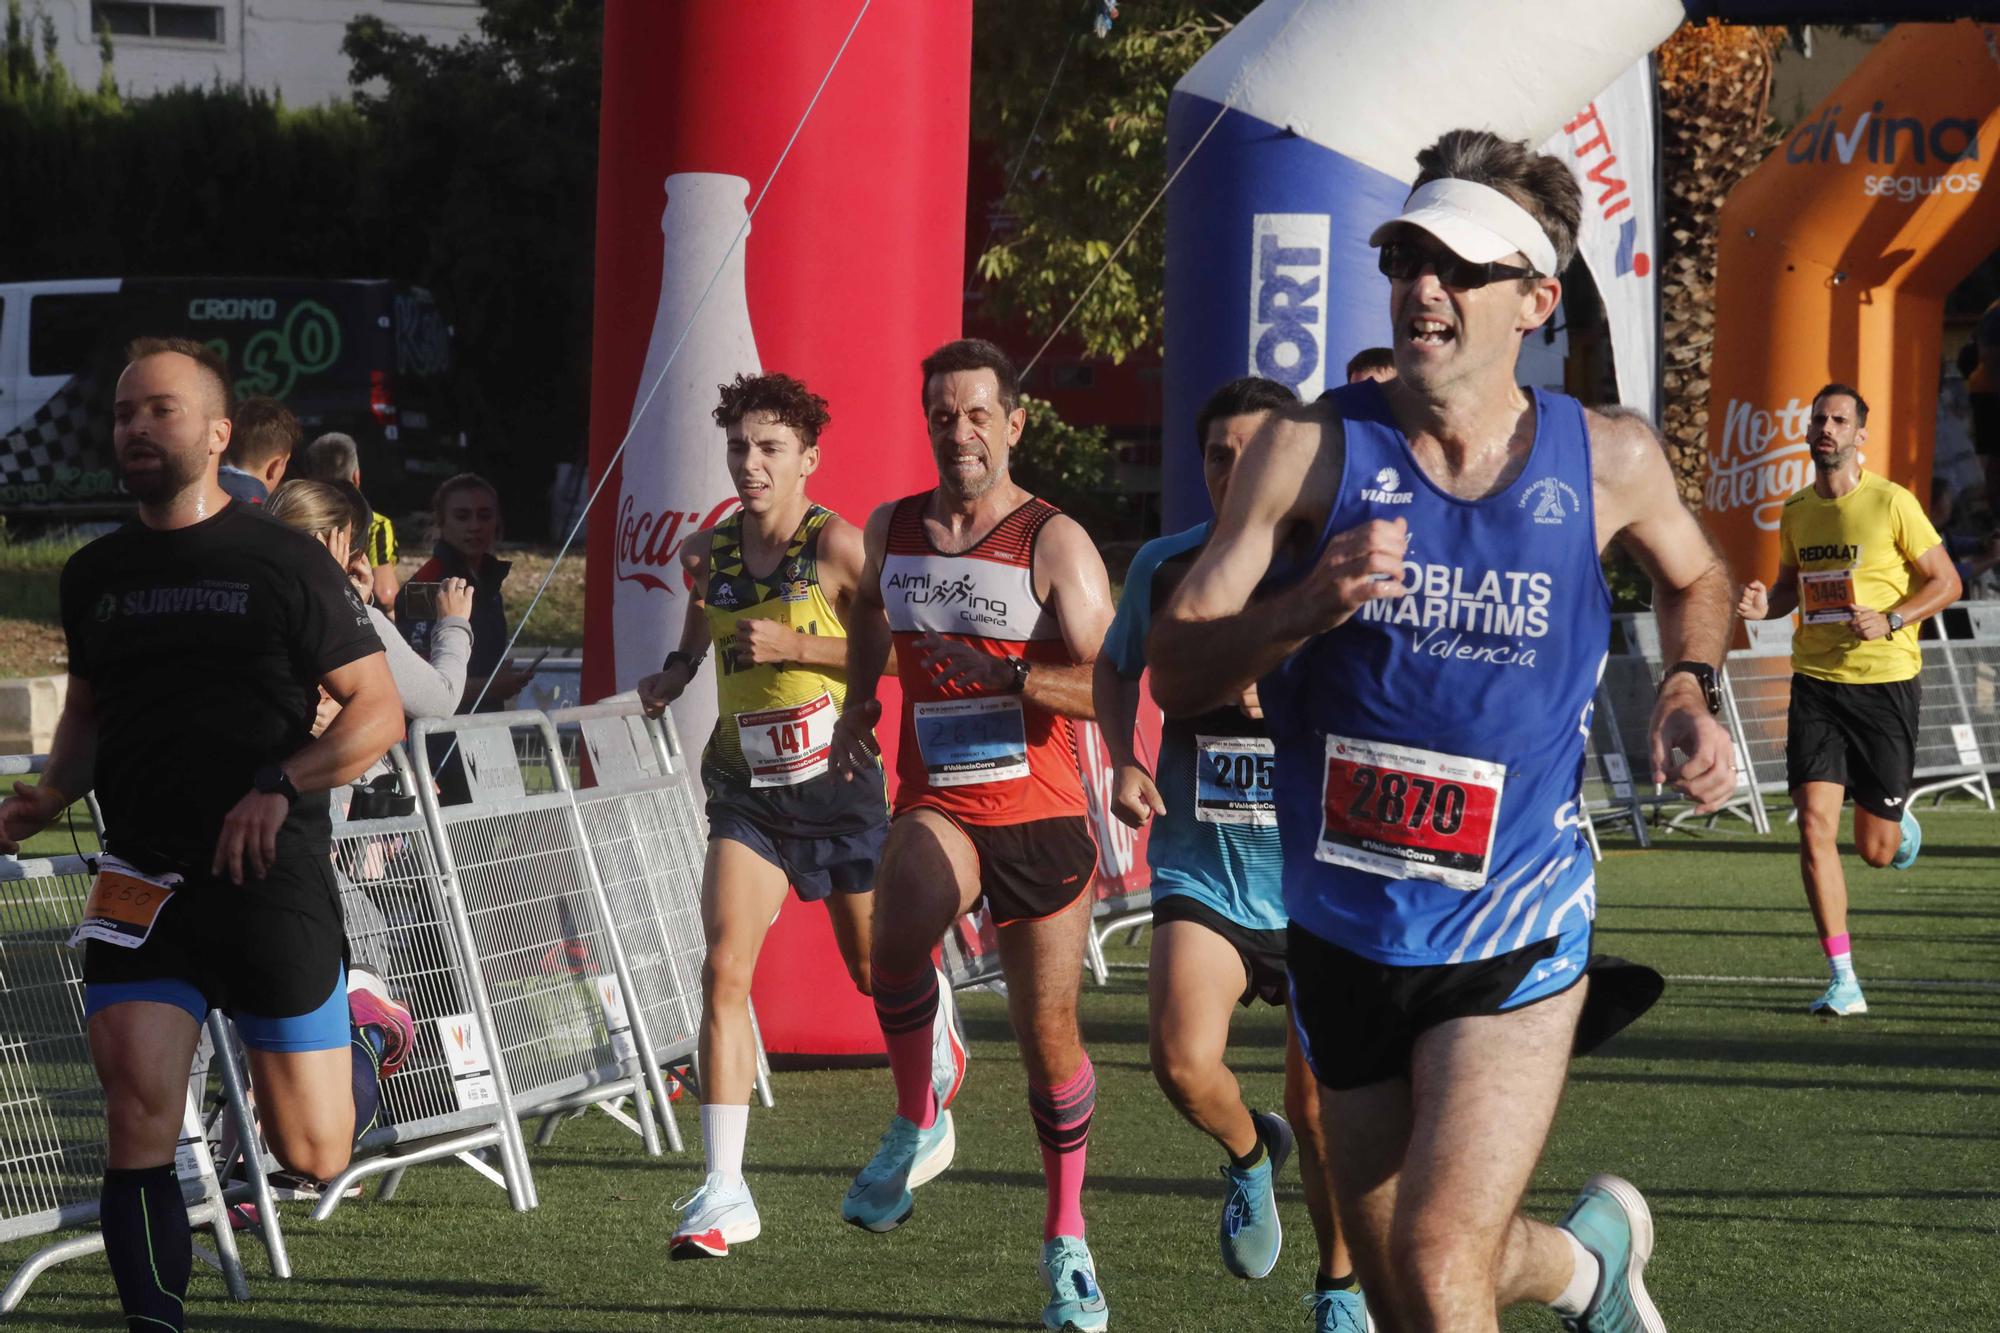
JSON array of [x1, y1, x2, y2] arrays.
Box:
[[312, 744, 533, 1218], [0, 710, 742, 1314], [408, 712, 677, 1183], [549, 700, 772, 1115], [0, 851, 277, 1312], [1613, 613, 1769, 833], [1729, 616, 1993, 814]]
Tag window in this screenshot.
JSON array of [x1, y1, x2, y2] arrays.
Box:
[[29, 294, 118, 378], [92, 2, 224, 44]]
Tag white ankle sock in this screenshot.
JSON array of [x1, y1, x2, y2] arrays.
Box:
[[1550, 1228, 1600, 1316], [1829, 951, 1855, 984], [701, 1103, 749, 1183]]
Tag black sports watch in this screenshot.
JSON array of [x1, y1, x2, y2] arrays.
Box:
[[252, 764, 300, 807], [661, 649, 705, 676], [1006, 657, 1032, 694], [1886, 611, 1905, 634], [1663, 661, 1722, 716]]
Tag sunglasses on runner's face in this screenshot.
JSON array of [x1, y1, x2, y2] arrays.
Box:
[[1377, 238, 1541, 289]]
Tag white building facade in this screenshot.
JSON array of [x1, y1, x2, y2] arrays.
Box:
[[33, 0, 483, 107]]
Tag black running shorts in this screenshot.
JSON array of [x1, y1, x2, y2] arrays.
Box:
[[1785, 672, 1921, 820], [1152, 893, 1287, 1008], [83, 847, 348, 1023], [920, 812, 1097, 928]]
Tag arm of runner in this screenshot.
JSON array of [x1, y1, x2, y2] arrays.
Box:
[[1092, 654, 1164, 829], [0, 676, 96, 855], [814, 513, 896, 677], [1028, 512, 1114, 719], [1737, 566, 1800, 622], [1150, 408, 1398, 715], [830, 503, 895, 779], [1854, 542, 1961, 639], [910, 513, 1111, 719], [637, 531, 713, 718], [213, 651, 403, 884], [1590, 409, 1736, 811]]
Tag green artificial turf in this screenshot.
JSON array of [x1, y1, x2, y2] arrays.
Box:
[[5, 807, 1996, 1331]]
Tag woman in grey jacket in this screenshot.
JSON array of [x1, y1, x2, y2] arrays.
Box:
[[268, 479, 474, 725]]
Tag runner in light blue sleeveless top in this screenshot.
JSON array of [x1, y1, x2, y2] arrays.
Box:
[[1104, 522, 1286, 933]]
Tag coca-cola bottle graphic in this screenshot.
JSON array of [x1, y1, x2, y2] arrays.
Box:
[[614, 172, 760, 754]]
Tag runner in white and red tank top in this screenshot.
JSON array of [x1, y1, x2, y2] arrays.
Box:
[[829, 339, 1117, 1332]]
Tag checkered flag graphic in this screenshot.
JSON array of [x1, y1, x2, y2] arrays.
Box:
[[0, 377, 109, 490]]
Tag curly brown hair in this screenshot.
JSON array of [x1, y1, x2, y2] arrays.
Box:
[[712, 372, 832, 448]]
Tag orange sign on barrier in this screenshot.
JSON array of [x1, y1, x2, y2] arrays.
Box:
[[1703, 21, 2000, 585]]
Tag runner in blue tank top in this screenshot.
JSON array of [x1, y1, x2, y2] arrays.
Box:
[[1096, 376, 1368, 1328], [1149, 130, 1737, 1333]]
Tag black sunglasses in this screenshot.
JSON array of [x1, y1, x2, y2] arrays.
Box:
[[1377, 238, 1541, 289]]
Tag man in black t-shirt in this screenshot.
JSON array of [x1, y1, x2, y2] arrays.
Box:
[[0, 338, 405, 1333]]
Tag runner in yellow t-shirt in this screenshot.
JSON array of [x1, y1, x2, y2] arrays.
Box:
[[1737, 384, 1960, 1018]]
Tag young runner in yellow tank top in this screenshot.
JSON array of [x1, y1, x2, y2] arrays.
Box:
[[636, 373, 964, 1261]]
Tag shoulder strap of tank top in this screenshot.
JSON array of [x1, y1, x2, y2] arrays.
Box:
[[707, 509, 746, 595], [886, 492, 933, 552]]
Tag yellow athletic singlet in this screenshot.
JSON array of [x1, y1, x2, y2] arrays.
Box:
[[701, 505, 885, 833]]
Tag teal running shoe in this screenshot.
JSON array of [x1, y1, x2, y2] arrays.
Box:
[[1219, 1110, 1293, 1279], [1557, 1174, 1664, 1333], [1809, 975, 1868, 1017], [1303, 1287, 1373, 1331], [1040, 1234, 1109, 1332], [841, 1111, 954, 1233], [1890, 806, 1921, 869]]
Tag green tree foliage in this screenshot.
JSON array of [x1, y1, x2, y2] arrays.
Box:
[[1013, 392, 1116, 532], [970, 2, 1251, 364], [340, 0, 601, 536], [0, 1, 375, 281], [0, 0, 598, 537]]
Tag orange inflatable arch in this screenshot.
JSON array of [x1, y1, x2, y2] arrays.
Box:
[[1703, 20, 2000, 584]]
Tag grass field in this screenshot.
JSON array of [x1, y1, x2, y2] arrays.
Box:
[[6, 807, 1998, 1331]]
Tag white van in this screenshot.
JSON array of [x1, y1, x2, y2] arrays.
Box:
[[0, 279, 122, 437]]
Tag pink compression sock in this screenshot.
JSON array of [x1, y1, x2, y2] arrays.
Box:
[[871, 963, 939, 1128], [1028, 1055, 1096, 1241], [1822, 932, 1851, 958]]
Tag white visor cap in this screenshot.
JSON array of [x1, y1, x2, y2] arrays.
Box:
[[1367, 178, 1559, 279]]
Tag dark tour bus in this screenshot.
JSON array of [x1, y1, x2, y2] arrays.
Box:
[[0, 277, 464, 521]]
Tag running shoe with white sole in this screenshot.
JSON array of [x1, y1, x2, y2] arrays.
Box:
[[932, 969, 969, 1113], [1219, 1110, 1294, 1279], [841, 1111, 955, 1233], [346, 968, 415, 1077], [1558, 1174, 1664, 1333], [1041, 1234, 1109, 1331], [670, 1172, 761, 1259], [1809, 975, 1868, 1017]]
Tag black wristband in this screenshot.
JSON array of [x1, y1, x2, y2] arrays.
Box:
[[251, 764, 300, 807], [661, 650, 704, 675]]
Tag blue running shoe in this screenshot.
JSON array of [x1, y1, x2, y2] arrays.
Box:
[[841, 1111, 954, 1233], [1890, 806, 1921, 870], [1220, 1110, 1293, 1279], [1557, 1174, 1664, 1333], [1809, 975, 1868, 1017], [1040, 1235, 1109, 1332], [1303, 1288, 1372, 1332]]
